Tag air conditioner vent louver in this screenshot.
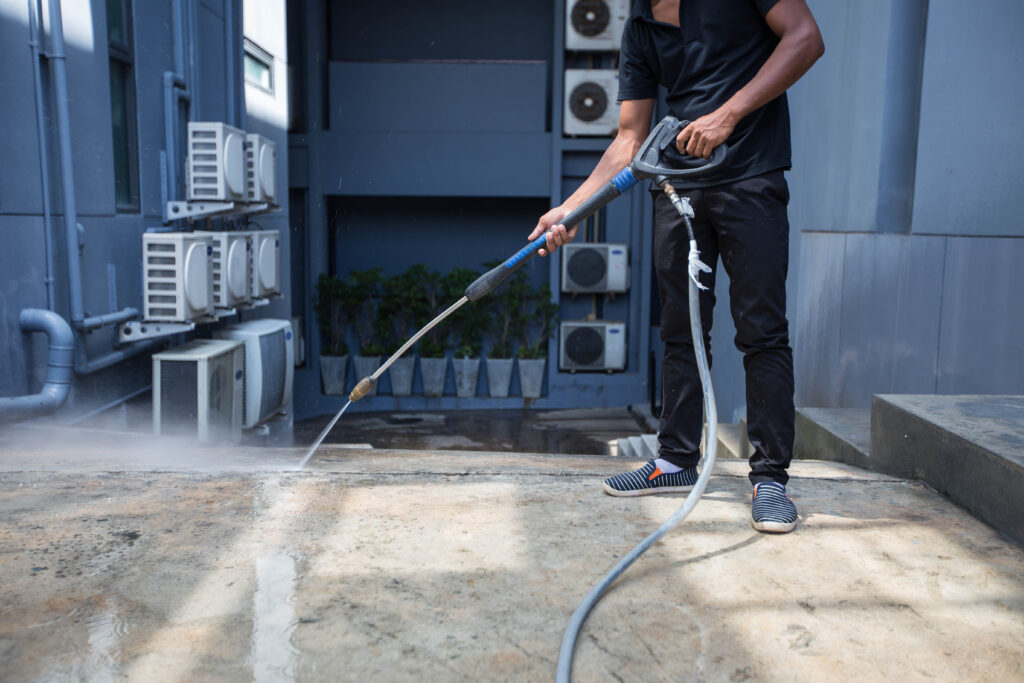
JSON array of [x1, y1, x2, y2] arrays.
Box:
[[186, 122, 247, 202], [143, 233, 214, 322], [564, 70, 620, 136], [206, 231, 252, 310], [245, 134, 276, 203], [561, 243, 629, 293], [153, 339, 243, 443], [565, 0, 628, 50], [559, 321, 627, 372]]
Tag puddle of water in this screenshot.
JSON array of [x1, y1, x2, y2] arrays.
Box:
[[39, 598, 128, 682], [250, 553, 300, 682]]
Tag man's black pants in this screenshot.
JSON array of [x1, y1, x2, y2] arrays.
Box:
[[653, 170, 794, 486]]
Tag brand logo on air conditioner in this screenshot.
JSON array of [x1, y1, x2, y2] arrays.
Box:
[[285, 331, 292, 340], [235, 370, 243, 380]]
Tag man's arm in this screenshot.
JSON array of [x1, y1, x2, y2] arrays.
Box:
[[530, 98, 656, 256], [677, 0, 824, 158]]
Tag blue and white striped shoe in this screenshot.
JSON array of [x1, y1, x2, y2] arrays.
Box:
[[602, 460, 698, 497], [751, 482, 798, 533]]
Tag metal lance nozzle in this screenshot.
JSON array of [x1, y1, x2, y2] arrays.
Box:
[[349, 377, 375, 402]]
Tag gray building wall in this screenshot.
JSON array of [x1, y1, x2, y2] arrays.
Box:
[[791, 0, 1024, 408], [0, 0, 289, 419]]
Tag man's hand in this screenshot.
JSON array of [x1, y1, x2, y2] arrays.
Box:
[[677, 106, 739, 159], [529, 207, 578, 257]]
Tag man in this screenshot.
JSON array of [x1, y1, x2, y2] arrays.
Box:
[[530, 0, 823, 533]]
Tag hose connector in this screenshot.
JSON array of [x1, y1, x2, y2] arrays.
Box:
[[659, 180, 694, 219], [349, 377, 375, 402]]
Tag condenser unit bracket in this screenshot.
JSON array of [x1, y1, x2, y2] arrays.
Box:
[[119, 320, 196, 343], [165, 200, 279, 222]]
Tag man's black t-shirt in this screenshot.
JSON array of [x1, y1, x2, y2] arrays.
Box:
[[618, 0, 791, 188]]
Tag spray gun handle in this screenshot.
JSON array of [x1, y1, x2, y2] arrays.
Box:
[[631, 116, 728, 181]]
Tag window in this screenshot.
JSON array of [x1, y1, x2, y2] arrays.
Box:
[[244, 39, 274, 94], [107, 0, 139, 211]]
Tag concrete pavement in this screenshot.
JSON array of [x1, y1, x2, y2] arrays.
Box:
[[0, 432, 1022, 681]]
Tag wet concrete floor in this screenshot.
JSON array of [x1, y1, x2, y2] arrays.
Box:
[[294, 407, 651, 454], [1, 430, 1023, 681]]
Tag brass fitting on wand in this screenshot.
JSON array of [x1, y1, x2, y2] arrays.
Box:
[[349, 377, 375, 402]]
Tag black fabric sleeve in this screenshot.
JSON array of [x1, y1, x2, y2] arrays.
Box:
[[751, 0, 780, 17], [616, 18, 658, 102]]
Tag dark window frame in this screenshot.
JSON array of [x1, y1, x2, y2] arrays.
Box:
[[243, 38, 275, 95], [107, 0, 140, 212]]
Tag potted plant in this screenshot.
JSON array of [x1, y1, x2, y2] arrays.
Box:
[[349, 267, 384, 397], [313, 273, 352, 395], [444, 267, 485, 398], [411, 264, 449, 397], [483, 261, 527, 398], [377, 266, 427, 397], [517, 283, 559, 399]]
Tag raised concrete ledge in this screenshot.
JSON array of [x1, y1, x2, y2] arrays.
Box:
[[871, 394, 1024, 545], [795, 407, 871, 469]]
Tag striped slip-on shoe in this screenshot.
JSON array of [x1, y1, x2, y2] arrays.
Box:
[[602, 459, 698, 497], [751, 481, 798, 533]]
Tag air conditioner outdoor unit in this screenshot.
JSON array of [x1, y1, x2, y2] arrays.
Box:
[[153, 338, 244, 443], [186, 121, 248, 202], [143, 232, 214, 322], [213, 319, 294, 429], [208, 231, 252, 311], [565, 0, 629, 51], [248, 229, 281, 298], [559, 321, 626, 372], [564, 69, 620, 136], [561, 243, 629, 293], [245, 133, 276, 203]]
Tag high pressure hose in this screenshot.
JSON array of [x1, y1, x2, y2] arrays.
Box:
[[555, 182, 718, 682]]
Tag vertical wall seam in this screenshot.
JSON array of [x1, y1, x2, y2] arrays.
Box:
[[932, 236, 948, 394]]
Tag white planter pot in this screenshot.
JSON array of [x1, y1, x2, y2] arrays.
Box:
[[486, 358, 514, 398], [388, 356, 415, 397], [452, 357, 480, 398], [518, 358, 547, 399], [352, 355, 381, 397], [419, 357, 447, 397], [319, 355, 349, 395]]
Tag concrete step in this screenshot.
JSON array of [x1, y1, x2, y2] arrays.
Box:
[[871, 394, 1024, 546], [628, 435, 647, 460], [795, 407, 871, 469], [716, 422, 750, 460], [640, 434, 659, 460], [614, 437, 636, 458]]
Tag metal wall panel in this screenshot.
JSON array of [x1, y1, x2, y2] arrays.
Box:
[[937, 238, 1024, 393], [329, 61, 548, 133], [911, 1, 1024, 237], [321, 130, 551, 198], [198, 3, 228, 124], [794, 232, 846, 407], [0, 2, 44, 214], [890, 236, 945, 393], [788, 0, 891, 233], [836, 234, 902, 407], [0, 215, 48, 396], [63, 0, 117, 216]]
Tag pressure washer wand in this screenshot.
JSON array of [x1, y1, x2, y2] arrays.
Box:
[[307, 116, 724, 463]]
